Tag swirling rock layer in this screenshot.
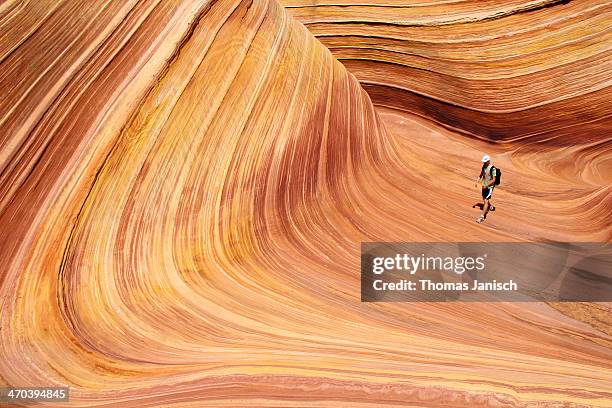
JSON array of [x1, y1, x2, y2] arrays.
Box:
[[0, 0, 611, 407], [284, 0, 612, 143]]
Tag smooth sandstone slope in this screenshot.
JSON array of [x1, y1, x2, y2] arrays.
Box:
[[282, 0, 612, 332], [0, 0, 611, 407]]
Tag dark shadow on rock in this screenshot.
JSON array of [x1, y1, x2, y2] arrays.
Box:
[[559, 250, 612, 302]]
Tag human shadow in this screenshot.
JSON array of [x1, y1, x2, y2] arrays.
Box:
[[472, 203, 496, 211]]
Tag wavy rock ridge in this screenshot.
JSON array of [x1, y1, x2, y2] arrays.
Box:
[[284, 0, 612, 142], [0, 0, 611, 407]]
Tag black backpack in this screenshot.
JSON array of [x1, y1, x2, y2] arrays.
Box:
[[491, 166, 501, 186]]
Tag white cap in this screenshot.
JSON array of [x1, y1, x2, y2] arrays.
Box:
[[481, 154, 490, 162]]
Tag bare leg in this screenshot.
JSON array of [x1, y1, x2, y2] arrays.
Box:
[[477, 194, 491, 223], [482, 199, 491, 218], [477, 188, 492, 223]]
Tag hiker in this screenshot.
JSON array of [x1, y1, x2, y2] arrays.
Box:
[[475, 154, 497, 223]]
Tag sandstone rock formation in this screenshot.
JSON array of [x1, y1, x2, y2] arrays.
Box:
[[0, 0, 610, 406]]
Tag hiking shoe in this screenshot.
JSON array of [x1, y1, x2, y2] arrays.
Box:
[[476, 215, 486, 223]]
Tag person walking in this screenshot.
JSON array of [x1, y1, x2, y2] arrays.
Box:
[[475, 154, 496, 223]]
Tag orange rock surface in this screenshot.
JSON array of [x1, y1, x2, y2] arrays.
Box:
[[0, 0, 610, 406]]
